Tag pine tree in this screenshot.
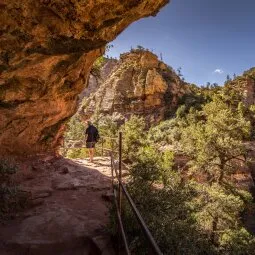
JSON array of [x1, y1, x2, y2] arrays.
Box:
[[136, 45, 144, 51], [179, 97, 254, 249], [226, 74, 231, 82], [160, 52, 163, 61]]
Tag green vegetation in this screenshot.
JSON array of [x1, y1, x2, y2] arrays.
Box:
[[64, 64, 255, 254], [0, 159, 28, 221], [121, 116, 147, 161], [120, 96, 255, 253], [90, 44, 114, 78], [62, 113, 120, 158], [180, 97, 251, 181], [64, 115, 85, 141], [116, 76, 255, 254], [90, 55, 106, 78]]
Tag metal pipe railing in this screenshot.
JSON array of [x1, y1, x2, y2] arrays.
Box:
[[119, 182, 162, 255], [118, 132, 123, 216], [62, 133, 162, 254], [113, 188, 131, 255], [109, 132, 163, 255]]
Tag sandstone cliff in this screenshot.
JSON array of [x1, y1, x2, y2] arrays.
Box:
[[78, 58, 118, 101], [226, 67, 255, 106], [0, 0, 169, 156], [80, 50, 187, 124]]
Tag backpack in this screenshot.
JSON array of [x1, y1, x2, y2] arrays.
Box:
[[94, 128, 100, 142]]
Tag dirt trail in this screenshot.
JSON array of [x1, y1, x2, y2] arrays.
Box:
[[0, 157, 115, 255]]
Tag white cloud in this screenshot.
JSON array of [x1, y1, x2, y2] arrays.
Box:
[[214, 69, 224, 74]]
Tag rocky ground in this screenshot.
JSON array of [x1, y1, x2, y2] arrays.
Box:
[[0, 157, 116, 255]]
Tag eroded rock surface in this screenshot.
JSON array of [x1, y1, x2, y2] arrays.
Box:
[[78, 58, 118, 101], [0, 0, 169, 156], [225, 67, 255, 106], [80, 50, 187, 124]]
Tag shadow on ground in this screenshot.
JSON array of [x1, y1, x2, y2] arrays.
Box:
[[0, 157, 115, 255]]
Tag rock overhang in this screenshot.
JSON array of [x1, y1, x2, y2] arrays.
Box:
[[0, 0, 170, 156]]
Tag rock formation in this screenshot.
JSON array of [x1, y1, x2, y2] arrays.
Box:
[[80, 50, 187, 124], [244, 77, 255, 106], [226, 67, 255, 106], [78, 58, 118, 101], [0, 0, 169, 156]]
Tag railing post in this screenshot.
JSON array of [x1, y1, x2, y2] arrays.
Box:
[[118, 131, 122, 215], [101, 137, 104, 157], [110, 152, 114, 191], [111, 138, 113, 155], [118, 131, 123, 254]]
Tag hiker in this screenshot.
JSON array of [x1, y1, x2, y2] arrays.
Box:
[[85, 120, 99, 163]]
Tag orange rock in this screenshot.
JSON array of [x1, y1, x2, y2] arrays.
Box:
[[0, 0, 169, 156], [81, 50, 187, 125]]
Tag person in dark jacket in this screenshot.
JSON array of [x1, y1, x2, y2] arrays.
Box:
[[85, 120, 99, 163]]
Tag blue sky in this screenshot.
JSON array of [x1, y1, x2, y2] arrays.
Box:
[[107, 0, 255, 86]]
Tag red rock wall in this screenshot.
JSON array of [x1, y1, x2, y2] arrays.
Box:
[[0, 0, 169, 156]]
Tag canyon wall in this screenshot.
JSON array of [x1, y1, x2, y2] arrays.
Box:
[[0, 0, 169, 156], [80, 50, 187, 124], [78, 58, 118, 101]]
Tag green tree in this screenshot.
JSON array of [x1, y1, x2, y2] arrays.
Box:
[[176, 104, 187, 118], [136, 45, 145, 51], [123, 147, 215, 255], [179, 98, 254, 250], [206, 82, 211, 88], [121, 115, 147, 161], [177, 67, 182, 75], [181, 98, 250, 184], [63, 115, 85, 157], [97, 115, 119, 138], [90, 44, 113, 78], [96, 115, 119, 153], [64, 115, 84, 141], [147, 118, 184, 149], [130, 146, 174, 187], [219, 228, 255, 254], [225, 74, 232, 85], [190, 182, 253, 249]]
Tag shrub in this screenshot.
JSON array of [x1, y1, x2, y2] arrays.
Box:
[[0, 159, 28, 221], [219, 228, 255, 255], [66, 148, 87, 159], [147, 118, 184, 149], [121, 115, 147, 161], [122, 147, 214, 254], [130, 146, 174, 187], [64, 114, 85, 141]]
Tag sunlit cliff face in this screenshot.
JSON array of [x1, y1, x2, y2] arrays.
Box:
[[80, 50, 187, 125], [0, 0, 169, 156]]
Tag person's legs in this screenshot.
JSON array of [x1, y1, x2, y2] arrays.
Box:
[[89, 148, 95, 162], [86, 142, 95, 162], [86, 142, 91, 162], [88, 148, 92, 162]]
